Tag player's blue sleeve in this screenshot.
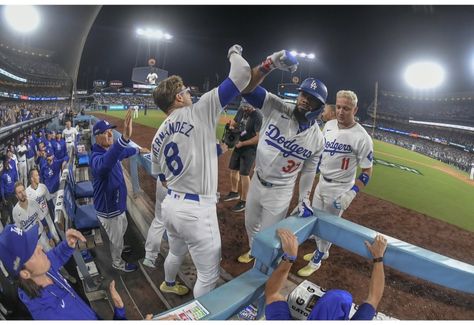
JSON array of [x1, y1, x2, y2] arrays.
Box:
[[242, 86, 266, 109], [47, 241, 75, 270], [119, 147, 139, 161], [92, 136, 129, 177], [265, 301, 292, 320], [350, 303, 376, 320], [217, 78, 240, 108], [113, 307, 127, 320]]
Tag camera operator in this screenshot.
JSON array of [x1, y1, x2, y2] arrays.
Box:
[[222, 99, 262, 213]]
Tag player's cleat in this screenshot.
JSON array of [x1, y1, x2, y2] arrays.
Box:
[[238, 251, 254, 263], [112, 262, 138, 273], [303, 251, 329, 261], [297, 261, 321, 277], [231, 201, 246, 213], [222, 192, 240, 202], [142, 258, 156, 269], [159, 281, 189, 296]]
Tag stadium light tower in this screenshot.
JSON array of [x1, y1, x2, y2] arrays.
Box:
[[404, 61, 445, 89], [3, 5, 40, 33]]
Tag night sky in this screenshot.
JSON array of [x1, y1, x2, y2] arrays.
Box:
[[74, 5, 474, 109]]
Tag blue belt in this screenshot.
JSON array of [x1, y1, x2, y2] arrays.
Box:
[[257, 173, 274, 188], [167, 189, 200, 202]]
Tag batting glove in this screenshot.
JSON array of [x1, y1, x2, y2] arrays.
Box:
[[333, 189, 357, 210], [265, 50, 299, 73], [291, 198, 314, 218], [228, 44, 243, 59]]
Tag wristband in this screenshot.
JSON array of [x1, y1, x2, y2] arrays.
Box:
[[358, 172, 370, 186], [259, 58, 274, 74], [351, 184, 360, 193], [373, 257, 383, 263], [281, 252, 296, 263]]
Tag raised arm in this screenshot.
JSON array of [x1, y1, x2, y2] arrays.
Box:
[[364, 234, 388, 310]]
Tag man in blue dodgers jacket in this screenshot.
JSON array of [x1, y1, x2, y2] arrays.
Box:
[[91, 109, 149, 273], [0, 224, 127, 320], [40, 148, 68, 201]]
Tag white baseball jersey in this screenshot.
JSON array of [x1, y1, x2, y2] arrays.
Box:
[[147, 72, 158, 85], [13, 200, 45, 234], [26, 184, 51, 219], [16, 145, 27, 163], [319, 119, 374, 182], [254, 92, 324, 186], [62, 127, 78, 144], [151, 88, 221, 196]]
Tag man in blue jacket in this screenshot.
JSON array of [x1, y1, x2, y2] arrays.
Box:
[[1, 156, 18, 225], [0, 224, 127, 320], [91, 109, 148, 272], [51, 131, 67, 160], [40, 149, 68, 200]]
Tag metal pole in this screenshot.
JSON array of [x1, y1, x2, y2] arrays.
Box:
[[372, 81, 378, 138]]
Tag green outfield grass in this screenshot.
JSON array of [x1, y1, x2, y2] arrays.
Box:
[[94, 109, 228, 138], [367, 140, 473, 231], [92, 110, 474, 231]]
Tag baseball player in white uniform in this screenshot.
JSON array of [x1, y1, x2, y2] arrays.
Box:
[[237, 51, 327, 264], [16, 138, 28, 187], [146, 71, 158, 85], [62, 120, 78, 160], [133, 105, 139, 119], [12, 182, 54, 252], [297, 90, 374, 277], [26, 168, 60, 243], [150, 44, 251, 298]]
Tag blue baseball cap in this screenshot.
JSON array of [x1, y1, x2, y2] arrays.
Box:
[[0, 224, 39, 276], [308, 289, 353, 320], [93, 120, 116, 136], [46, 148, 54, 157]]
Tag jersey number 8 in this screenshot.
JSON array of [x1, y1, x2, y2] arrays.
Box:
[[164, 142, 183, 176]]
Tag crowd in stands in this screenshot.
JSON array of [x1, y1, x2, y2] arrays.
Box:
[[369, 128, 473, 172], [0, 101, 69, 128], [366, 119, 474, 148], [0, 49, 69, 79], [368, 92, 474, 126], [93, 93, 156, 107]]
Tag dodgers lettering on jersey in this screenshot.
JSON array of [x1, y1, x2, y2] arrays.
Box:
[[151, 88, 222, 196], [26, 184, 51, 218], [319, 119, 374, 183], [254, 92, 324, 186], [13, 200, 45, 235]]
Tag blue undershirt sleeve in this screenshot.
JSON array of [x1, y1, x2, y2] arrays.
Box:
[[217, 78, 240, 107], [242, 86, 266, 109]]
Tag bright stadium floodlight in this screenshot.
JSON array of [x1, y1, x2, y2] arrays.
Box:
[[4, 5, 40, 33], [404, 61, 445, 89], [289, 49, 315, 61], [136, 27, 172, 41]]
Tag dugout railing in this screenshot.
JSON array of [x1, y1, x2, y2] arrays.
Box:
[[80, 116, 474, 319]]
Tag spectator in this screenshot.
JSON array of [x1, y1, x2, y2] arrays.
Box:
[[265, 229, 388, 320]]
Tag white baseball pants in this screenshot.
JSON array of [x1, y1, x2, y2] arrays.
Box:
[[244, 175, 294, 249], [161, 192, 220, 298], [97, 212, 128, 268], [144, 182, 167, 262]]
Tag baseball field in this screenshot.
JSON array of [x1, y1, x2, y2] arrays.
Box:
[[97, 109, 474, 232]]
